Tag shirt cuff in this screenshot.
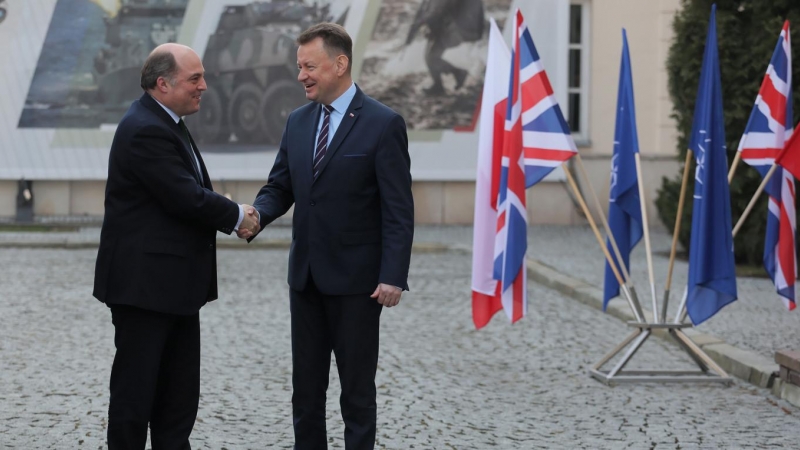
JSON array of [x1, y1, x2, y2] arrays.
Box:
[[233, 204, 244, 231]]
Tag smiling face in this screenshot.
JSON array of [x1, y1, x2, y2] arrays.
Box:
[[156, 47, 207, 117], [296, 37, 350, 106]]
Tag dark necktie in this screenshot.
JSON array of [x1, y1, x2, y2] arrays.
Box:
[[313, 105, 333, 179], [178, 119, 202, 183]]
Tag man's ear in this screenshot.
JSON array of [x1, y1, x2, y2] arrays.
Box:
[[156, 76, 170, 93], [336, 55, 349, 76]]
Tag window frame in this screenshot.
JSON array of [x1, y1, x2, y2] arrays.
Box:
[[567, 0, 591, 145]]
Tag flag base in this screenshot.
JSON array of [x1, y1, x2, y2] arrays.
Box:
[[589, 323, 732, 385]]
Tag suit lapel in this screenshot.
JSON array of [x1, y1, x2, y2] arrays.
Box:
[[304, 105, 323, 183], [140, 93, 203, 185], [313, 88, 364, 184]]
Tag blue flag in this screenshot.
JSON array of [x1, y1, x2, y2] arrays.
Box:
[[603, 29, 643, 310], [686, 4, 737, 325]]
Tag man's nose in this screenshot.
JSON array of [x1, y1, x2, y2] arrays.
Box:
[[198, 77, 207, 91]]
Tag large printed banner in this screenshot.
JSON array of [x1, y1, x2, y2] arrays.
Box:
[[0, 0, 566, 180]]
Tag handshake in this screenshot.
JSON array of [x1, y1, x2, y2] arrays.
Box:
[[237, 204, 260, 239]]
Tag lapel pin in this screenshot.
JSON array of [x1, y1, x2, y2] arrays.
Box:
[[349, 113, 354, 117]]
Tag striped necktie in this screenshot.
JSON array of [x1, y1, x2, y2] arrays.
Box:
[[313, 104, 333, 179]]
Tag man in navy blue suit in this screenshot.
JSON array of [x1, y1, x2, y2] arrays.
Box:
[[241, 23, 414, 450], [94, 43, 260, 449]]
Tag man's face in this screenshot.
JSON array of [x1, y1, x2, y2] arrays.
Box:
[[297, 37, 345, 106], [161, 50, 206, 117]]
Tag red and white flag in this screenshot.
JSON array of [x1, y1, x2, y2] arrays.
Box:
[[471, 19, 510, 329]]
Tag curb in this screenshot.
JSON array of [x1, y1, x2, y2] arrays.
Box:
[[525, 255, 788, 399], [0, 238, 452, 253]]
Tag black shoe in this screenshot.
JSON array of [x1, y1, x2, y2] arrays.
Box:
[[453, 68, 468, 90]]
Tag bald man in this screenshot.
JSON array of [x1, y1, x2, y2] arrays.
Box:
[[93, 44, 259, 449]]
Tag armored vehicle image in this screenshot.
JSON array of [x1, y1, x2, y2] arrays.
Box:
[[186, 1, 338, 145], [89, 0, 187, 106], [0, 0, 7, 25]]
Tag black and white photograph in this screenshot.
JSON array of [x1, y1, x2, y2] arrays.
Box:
[[359, 0, 511, 131]]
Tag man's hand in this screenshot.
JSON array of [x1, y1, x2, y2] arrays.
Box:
[[370, 283, 402, 307], [236, 204, 260, 239]]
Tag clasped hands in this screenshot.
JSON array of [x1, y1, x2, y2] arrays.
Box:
[[237, 204, 260, 239]]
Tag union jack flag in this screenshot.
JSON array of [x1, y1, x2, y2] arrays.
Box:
[[737, 20, 795, 310], [493, 9, 578, 322]]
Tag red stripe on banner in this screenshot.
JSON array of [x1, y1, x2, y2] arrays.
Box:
[[777, 132, 800, 180], [507, 120, 526, 195], [524, 147, 577, 162], [490, 99, 508, 210], [511, 266, 524, 323], [741, 148, 783, 160], [758, 75, 788, 124], [496, 210, 506, 232], [521, 71, 554, 108], [472, 283, 502, 329]]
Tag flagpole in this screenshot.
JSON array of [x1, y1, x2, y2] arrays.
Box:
[[731, 163, 779, 237], [727, 150, 742, 184], [574, 155, 645, 320], [633, 153, 659, 323], [663, 150, 693, 322], [562, 162, 644, 323]]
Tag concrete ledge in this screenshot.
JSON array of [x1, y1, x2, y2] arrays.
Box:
[[702, 343, 777, 389], [0, 237, 451, 253], [772, 379, 800, 408]]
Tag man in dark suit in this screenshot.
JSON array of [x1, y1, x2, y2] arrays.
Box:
[[93, 43, 260, 449], [240, 23, 414, 450]]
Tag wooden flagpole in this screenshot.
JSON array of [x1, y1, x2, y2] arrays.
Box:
[[562, 162, 644, 323], [727, 151, 742, 184], [731, 163, 779, 237], [574, 155, 645, 320], [634, 153, 659, 322], [588, 153, 730, 384], [663, 150, 693, 322]]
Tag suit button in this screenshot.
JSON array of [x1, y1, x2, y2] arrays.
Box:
[[209, 243, 214, 249], [310, 201, 315, 206]]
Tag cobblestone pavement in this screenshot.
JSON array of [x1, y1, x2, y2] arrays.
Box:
[[1, 246, 800, 449]]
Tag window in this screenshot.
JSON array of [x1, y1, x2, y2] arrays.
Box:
[[568, 1, 590, 143]]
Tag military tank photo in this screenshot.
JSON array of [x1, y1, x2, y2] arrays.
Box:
[[88, 0, 188, 106], [186, 0, 339, 146], [0, 0, 7, 25]]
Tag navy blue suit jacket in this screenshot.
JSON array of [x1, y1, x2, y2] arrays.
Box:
[[93, 93, 240, 315], [253, 86, 414, 295]]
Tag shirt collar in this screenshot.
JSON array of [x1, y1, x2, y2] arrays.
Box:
[[327, 82, 356, 114], [152, 95, 181, 124]]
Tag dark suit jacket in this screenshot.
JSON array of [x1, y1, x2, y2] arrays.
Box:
[[253, 85, 414, 295], [93, 92, 240, 315]]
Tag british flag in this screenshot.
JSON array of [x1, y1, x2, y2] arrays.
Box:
[[492, 9, 578, 322], [737, 20, 795, 310]]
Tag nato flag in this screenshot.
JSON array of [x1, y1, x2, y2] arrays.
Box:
[[686, 4, 737, 325], [603, 29, 643, 310]]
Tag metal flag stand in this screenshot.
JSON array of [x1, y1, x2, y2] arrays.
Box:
[[577, 151, 732, 385]]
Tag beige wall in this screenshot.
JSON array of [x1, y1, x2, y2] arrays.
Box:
[[587, 0, 681, 158]]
